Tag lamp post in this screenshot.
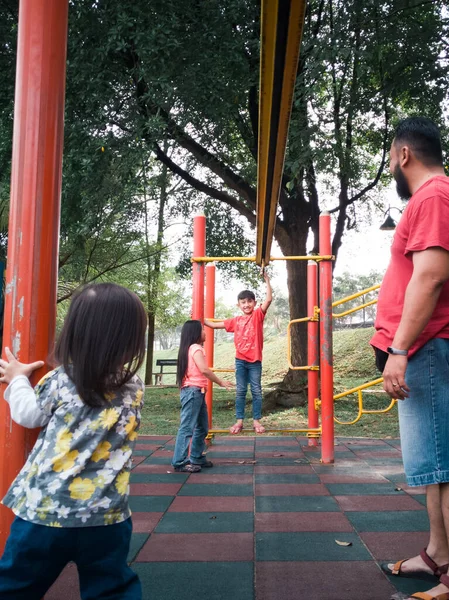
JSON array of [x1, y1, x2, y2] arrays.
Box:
[[379, 206, 403, 231]]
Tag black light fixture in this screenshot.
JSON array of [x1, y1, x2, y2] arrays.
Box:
[[379, 207, 403, 231]]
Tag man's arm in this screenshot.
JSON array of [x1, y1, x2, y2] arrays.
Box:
[[260, 271, 272, 314], [204, 319, 226, 329], [383, 247, 449, 399]]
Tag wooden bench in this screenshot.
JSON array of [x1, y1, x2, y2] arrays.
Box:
[[154, 358, 178, 385]]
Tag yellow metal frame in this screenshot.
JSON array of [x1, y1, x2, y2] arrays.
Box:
[[192, 255, 334, 263], [207, 427, 321, 438], [332, 378, 397, 425], [286, 313, 319, 371], [256, 0, 307, 266], [332, 284, 380, 319]]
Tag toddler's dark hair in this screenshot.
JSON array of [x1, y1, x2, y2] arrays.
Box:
[[55, 282, 147, 407], [237, 290, 255, 302]]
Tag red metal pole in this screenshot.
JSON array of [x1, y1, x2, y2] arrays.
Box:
[[319, 212, 334, 463], [205, 263, 216, 429], [307, 261, 319, 447], [192, 214, 206, 322], [0, 0, 69, 552]]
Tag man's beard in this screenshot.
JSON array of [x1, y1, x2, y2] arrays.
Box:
[[393, 164, 412, 200]]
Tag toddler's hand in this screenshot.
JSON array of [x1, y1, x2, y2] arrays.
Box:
[[0, 347, 45, 384], [221, 380, 234, 390]]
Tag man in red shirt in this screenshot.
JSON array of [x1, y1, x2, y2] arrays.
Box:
[[371, 117, 449, 599], [205, 271, 272, 434]]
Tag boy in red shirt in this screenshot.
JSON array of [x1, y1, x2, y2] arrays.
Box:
[[205, 272, 272, 433]]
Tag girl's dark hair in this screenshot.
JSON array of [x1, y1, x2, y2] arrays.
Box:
[[176, 320, 203, 387], [55, 283, 147, 407]]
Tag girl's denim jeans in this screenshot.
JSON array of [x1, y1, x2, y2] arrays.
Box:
[[172, 386, 209, 468]]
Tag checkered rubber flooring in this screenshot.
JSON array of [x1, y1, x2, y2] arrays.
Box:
[[46, 436, 432, 600]]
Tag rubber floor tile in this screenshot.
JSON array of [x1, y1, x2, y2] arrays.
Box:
[[133, 561, 254, 600], [130, 483, 183, 496], [155, 511, 254, 533], [402, 485, 427, 495], [319, 473, 390, 483], [177, 483, 253, 496], [386, 574, 434, 597], [256, 495, 340, 512], [150, 449, 175, 457], [142, 456, 172, 464], [130, 472, 187, 483], [255, 484, 329, 496], [255, 451, 303, 459], [325, 483, 404, 495], [128, 533, 150, 561], [254, 465, 314, 474], [207, 445, 256, 453], [255, 561, 395, 600], [212, 438, 255, 446], [255, 531, 371, 561], [132, 450, 154, 456], [135, 443, 163, 451], [131, 512, 164, 533], [355, 451, 402, 458], [414, 494, 426, 506], [255, 440, 300, 447], [128, 495, 174, 512], [255, 512, 353, 532], [46, 563, 80, 600], [136, 532, 253, 562], [138, 435, 173, 441], [169, 496, 254, 512], [204, 451, 255, 458], [198, 464, 255, 474], [132, 463, 176, 473], [346, 510, 430, 532], [359, 531, 430, 560], [184, 473, 253, 484], [335, 495, 425, 511], [253, 458, 307, 466], [255, 473, 320, 484]]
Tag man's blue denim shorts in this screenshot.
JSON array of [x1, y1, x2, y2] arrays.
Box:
[[399, 337, 449, 487]]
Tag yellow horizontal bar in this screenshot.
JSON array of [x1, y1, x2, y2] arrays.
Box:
[[208, 427, 322, 435], [333, 377, 384, 401], [192, 255, 334, 263], [332, 299, 378, 319], [211, 368, 235, 373], [332, 284, 380, 308]]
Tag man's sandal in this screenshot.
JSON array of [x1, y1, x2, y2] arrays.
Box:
[[381, 548, 449, 582], [253, 423, 265, 434], [408, 573, 449, 599]]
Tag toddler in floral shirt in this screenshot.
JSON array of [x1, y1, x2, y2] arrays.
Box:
[[0, 283, 147, 600]]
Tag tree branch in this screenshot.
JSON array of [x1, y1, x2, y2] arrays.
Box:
[[153, 144, 257, 226]]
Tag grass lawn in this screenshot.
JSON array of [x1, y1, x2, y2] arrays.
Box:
[[141, 327, 399, 439]]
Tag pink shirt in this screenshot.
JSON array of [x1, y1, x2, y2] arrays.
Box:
[[224, 307, 265, 362], [182, 344, 208, 388], [372, 176, 449, 356]]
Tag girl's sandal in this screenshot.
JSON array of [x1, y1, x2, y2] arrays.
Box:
[[253, 423, 265, 434], [382, 548, 449, 582], [230, 422, 243, 434]]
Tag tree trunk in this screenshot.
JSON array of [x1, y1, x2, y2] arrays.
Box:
[[145, 311, 156, 385]]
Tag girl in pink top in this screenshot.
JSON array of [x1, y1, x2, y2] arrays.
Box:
[[172, 320, 233, 473]]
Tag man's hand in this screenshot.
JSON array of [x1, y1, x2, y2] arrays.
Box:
[[382, 354, 410, 400], [0, 347, 44, 384]]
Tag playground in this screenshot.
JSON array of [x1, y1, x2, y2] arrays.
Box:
[[45, 435, 430, 600], [0, 0, 447, 599]]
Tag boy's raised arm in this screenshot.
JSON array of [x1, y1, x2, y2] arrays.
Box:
[[261, 271, 273, 314], [204, 318, 226, 329]]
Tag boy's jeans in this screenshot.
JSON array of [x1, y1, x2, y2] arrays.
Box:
[[172, 387, 209, 468], [235, 359, 262, 420]]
